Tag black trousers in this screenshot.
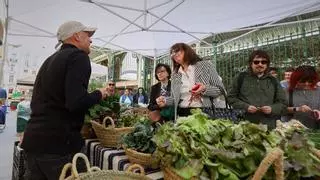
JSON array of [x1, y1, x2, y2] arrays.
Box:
[[24, 150, 85, 180]]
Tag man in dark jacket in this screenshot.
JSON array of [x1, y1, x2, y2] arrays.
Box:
[[227, 50, 287, 129], [21, 21, 111, 180]]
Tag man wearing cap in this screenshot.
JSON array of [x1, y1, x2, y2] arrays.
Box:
[[21, 21, 110, 180]]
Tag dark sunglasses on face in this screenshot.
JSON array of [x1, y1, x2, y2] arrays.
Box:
[[253, 60, 268, 65], [109, 84, 115, 86]]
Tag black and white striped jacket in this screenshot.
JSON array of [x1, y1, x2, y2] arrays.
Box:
[[166, 60, 225, 121]]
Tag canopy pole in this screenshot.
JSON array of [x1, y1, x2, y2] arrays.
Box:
[[152, 50, 157, 86], [0, 0, 9, 86], [144, 0, 147, 29]]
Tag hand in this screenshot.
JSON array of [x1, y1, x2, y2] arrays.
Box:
[[260, 106, 272, 114], [191, 83, 206, 96], [156, 96, 166, 108], [149, 110, 161, 122], [99, 87, 111, 99], [299, 105, 312, 112], [247, 105, 258, 113], [313, 110, 320, 120]]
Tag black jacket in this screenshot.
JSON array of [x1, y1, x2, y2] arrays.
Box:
[[148, 81, 171, 111], [21, 44, 101, 154]]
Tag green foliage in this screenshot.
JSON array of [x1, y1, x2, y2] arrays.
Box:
[[308, 129, 320, 149], [88, 79, 104, 93], [121, 119, 156, 153], [153, 110, 320, 179], [275, 121, 320, 179], [117, 113, 145, 128], [84, 94, 120, 124]]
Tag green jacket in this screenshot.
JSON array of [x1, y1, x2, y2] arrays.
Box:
[[227, 71, 287, 129]]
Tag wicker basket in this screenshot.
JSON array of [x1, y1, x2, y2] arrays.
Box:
[[163, 166, 198, 180], [59, 153, 151, 180], [163, 148, 285, 180], [125, 148, 159, 168], [91, 116, 133, 147], [132, 107, 150, 116]]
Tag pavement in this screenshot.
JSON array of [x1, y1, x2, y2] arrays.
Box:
[[0, 111, 19, 180]]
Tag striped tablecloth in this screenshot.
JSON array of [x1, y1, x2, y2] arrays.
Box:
[[85, 139, 164, 180]]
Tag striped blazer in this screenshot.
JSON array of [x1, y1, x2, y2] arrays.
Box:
[[166, 60, 225, 121]]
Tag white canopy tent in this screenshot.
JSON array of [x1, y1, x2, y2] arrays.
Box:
[[5, 0, 320, 59], [15, 62, 107, 86]]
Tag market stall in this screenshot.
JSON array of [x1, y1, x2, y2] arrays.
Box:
[[84, 139, 163, 180]]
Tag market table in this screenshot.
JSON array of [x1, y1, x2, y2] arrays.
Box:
[[85, 139, 164, 180]]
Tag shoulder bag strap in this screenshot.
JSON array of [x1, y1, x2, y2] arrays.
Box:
[[289, 90, 293, 107]]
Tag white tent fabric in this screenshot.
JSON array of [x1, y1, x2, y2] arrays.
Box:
[[90, 62, 108, 78], [6, 0, 320, 58], [15, 62, 107, 86]]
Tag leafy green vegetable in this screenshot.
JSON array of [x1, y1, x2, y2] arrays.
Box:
[[121, 119, 156, 153], [153, 111, 320, 180], [153, 109, 278, 179], [85, 94, 120, 124]]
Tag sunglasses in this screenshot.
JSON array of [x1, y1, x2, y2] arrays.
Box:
[[109, 84, 115, 86], [253, 60, 268, 65]]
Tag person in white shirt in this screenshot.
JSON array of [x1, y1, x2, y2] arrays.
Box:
[[119, 88, 133, 107], [156, 43, 224, 120], [280, 67, 295, 89]]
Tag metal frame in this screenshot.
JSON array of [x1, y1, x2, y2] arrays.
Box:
[[87, 0, 213, 56], [0, 0, 9, 86]]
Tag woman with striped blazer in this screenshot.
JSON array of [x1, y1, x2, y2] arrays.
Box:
[[156, 43, 225, 121]]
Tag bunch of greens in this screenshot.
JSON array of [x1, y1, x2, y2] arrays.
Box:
[[84, 94, 120, 124], [152, 109, 281, 180], [121, 119, 156, 153], [274, 120, 320, 179], [117, 113, 146, 127], [88, 79, 104, 93], [153, 111, 320, 180], [308, 129, 320, 149]]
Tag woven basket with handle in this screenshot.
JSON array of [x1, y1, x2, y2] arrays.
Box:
[[163, 166, 198, 180], [252, 147, 284, 180], [91, 116, 133, 147], [59, 153, 151, 180], [163, 148, 285, 180]]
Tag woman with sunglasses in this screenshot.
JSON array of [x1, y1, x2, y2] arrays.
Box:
[[155, 43, 224, 121], [107, 81, 116, 95], [148, 63, 173, 122], [286, 65, 320, 129]]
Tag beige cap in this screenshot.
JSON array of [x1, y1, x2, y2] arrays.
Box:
[[55, 21, 97, 49]]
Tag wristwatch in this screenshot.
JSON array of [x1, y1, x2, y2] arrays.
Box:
[[293, 107, 298, 112]]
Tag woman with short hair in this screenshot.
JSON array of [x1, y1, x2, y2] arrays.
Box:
[[148, 63, 173, 122]]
